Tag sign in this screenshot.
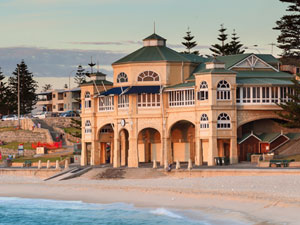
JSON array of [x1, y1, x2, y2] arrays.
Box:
[[120, 119, 126, 127], [18, 144, 24, 156]]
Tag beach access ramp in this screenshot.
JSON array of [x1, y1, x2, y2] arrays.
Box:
[[44, 166, 92, 181]]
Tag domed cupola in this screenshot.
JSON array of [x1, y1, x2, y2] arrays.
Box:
[[143, 33, 166, 47]]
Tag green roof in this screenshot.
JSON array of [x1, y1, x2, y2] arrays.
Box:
[[180, 54, 209, 63], [237, 78, 293, 85], [237, 132, 261, 144], [165, 82, 195, 90], [80, 80, 113, 87], [143, 33, 166, 41], [285, 133, 300, 140], [258, 133, 281, 142], [216, 53, 279, 69], [113, 46, 191, 65], [236, 71, 293, 78], [195, 68, 236, 75]]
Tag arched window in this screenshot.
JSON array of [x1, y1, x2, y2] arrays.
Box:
[[200, 114, 209, 129], [137, 71, 160, 81], [85, 120, 92, 133], [217, 113, 231, 129], [117, 72, 128, 83], [84, 92, 91, 108], [198, 81, 208, 101], [217, 80, 231, 100]]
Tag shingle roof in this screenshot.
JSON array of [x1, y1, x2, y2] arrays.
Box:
[[236, 71, 293, 78], [286, 133, 300, 140], [237, 78, 294, 85], [113, 46, 191, 65], [80, 80, 113, 87], [258, 133, 281, 142], [165, 82, 195, 90], [195, 68, 236, 75], [143, 33, 166, 41]]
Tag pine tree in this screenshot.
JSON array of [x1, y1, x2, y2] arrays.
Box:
[[7, 60, 38, 114], [228, 29, 245, 55], [276, 74, 300, 128], [74, 65, 86, 86], [210, 24, 231, 56], [0, 67, 8, 115], [181, 28, 199, 55], [273, 0, 300, 58], [42, 84, 52, 92]]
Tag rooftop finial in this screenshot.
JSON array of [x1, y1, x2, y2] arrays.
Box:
[[97, 60, 99, 72], [154, 21, 155, 34], [88, 56, 96, 73]]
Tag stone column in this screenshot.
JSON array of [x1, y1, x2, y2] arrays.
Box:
[[208, 136, 218, 166], [91, 140, 100, 165], [113, 126, 120, 168], [80, 142, 87, 166], [128, 136, 139, 168], [163, 137, 172, 164], [195, 139, 203, 166], [230, 137, 238, 164]]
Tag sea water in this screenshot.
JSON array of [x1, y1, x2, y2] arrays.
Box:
[[0, 197, 250, 225]]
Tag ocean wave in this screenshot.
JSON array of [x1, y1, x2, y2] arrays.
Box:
[[150, 208, 183, 219]]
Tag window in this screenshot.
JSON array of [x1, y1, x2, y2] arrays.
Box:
[[99, 96, 114, 111], [138, 93, 160, 107], [217, 113, 231, 129], [236, 87, 240, 103], [242, 87, 251, 103], [252, 87, 261, 103], [53, 105, 56, 109], [118, 95, 129, 108], [217, 80, 231, 100], [137, 71, 160, 81], [117, 72, 128, 83], [85, 120, 92, 134], [198, 81, 208, 101], [64, 93, 67, 97], [168, 89, 195, 107], [53, 94, 56, 98], [84, 92, 91, 108], [200, 114, 209, 129], [280, 87, 292, 102], [262, 87, 270, 103]]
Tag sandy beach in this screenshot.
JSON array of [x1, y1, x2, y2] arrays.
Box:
[[1, 168, 300, 225]]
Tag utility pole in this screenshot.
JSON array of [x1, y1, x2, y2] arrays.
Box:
[[17, 66, 20, 129], [269, 43, 276, 55]]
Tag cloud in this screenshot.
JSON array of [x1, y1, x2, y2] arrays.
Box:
[[0, 47, 126, 78], [69, 41, 142, 46]]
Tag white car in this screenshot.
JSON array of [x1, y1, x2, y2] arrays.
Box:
[[33, 112, 52, 119], [2, 115, 18, 121]]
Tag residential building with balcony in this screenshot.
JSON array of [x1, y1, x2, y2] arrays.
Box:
[[80, 33, 300, 167], [37, 87, 82, 113]]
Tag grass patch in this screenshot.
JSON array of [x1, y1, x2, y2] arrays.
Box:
[[1, 142, 34, 150], [0, 127, 18, 132], [12, 156, 68, 163], [64, 127, 81, 137]]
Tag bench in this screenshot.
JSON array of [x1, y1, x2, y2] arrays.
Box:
[[23, 160, 32, 167], [269, 159, 294, 168]]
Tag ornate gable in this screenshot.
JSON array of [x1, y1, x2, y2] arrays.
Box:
[[230, 54, 278, 71]]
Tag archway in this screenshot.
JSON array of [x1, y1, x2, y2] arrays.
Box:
[[237, 118, 299, 162], [170, 120, 195, 163], [119, 129, 129, 166], [137, 128, 161, 163], [98, 124, 114, 164]]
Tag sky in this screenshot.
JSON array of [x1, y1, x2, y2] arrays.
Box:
[[0, 0, 289, 90]]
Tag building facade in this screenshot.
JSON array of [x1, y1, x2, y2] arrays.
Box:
[[37, 88, 81, 113], [80, 33, 298, 167]]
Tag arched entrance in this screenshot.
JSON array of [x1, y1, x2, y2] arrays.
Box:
[[119, 129, 129, 166], [137, 128, 161, 163], [98, 124, 114, 164], [170, 120, 195, 163]]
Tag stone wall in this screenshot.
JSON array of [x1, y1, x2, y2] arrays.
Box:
[[43, 117, 79, 128], [0, 120, 18, 128], [0, 147, 35, 157], [0, 130, 47, 143]]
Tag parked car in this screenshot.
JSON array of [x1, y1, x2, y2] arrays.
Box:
[[2, 115, 18, 121], [33, 111, 52, 119], [60, 111, 79, 117]]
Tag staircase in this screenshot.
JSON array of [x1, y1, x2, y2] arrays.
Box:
[[33, 118, 66, 146], [273, 138, 300, 158]]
